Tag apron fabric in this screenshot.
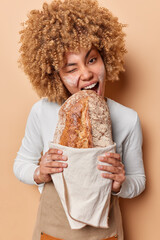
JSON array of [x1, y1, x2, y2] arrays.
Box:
[[32, 182, 123, 240], [49, 143, 116, 229]]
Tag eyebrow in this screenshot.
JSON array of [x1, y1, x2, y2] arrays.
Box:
[[64, 48, 93, 67]]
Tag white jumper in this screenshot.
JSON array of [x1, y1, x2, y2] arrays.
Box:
[[13, 97, 146, 198]]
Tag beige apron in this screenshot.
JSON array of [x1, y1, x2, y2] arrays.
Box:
[[32, 182, 123, 240]]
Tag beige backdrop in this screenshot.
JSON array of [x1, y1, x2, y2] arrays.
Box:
[[0, 0, 159, 239]]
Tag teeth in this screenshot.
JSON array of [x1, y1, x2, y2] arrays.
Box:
[[83, 82, 97, 90]]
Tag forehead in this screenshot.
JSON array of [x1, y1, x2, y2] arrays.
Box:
[[64, 47, 99, 62]]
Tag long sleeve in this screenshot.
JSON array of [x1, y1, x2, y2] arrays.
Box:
[[13, 101, 44, 185], [114, 114, 146, 198]]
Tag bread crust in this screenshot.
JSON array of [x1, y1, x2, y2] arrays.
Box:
[[59, 96, 93, 148], [53, 90, 113, 148]]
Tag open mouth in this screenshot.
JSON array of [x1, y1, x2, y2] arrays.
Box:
[[81, 82, 99, 93]]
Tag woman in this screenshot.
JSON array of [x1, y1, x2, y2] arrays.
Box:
[[13, 0, 146, 239]]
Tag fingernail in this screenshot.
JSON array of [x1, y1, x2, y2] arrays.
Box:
[[97, 165, 103, 169], [99, 156, 104, 161], [58, 150, 63, 154], [105, 153, 110, 156], [62, 163, 67, 167], [62, 156, 67, 160]]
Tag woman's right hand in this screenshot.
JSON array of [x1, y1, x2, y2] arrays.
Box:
[[34, 148, 68, 184]]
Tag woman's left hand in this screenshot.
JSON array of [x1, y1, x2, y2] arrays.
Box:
[[97, 152, 126, 193]]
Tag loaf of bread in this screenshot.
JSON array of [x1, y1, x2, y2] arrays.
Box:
[[53, 90, 113, 148]]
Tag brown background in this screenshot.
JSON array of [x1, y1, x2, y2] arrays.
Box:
[[0, 0, 159, 239]]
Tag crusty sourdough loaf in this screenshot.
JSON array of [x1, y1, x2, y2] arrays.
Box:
[[53, 90, 113, 148]]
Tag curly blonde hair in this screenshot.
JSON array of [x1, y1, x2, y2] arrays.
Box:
[[19, 0, 126, 105]]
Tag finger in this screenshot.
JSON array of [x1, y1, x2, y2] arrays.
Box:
[[48, 148, 63, 155], [98, 156, 122, 167], [40, 163, 64, 173], [97, 164, 121, 174], [48, 167, 64, 174], [101, 172, 125, 182], [104, 152, 121, 160], [45, 161, 68, 168], [44, 153, 67, 161], [101, 172, 115, 180], [49, 154, 68, 161], [42, 167, 64, 174]]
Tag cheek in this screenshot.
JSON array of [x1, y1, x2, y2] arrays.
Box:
[[62, 74, 79, 88], [97, 64, 106, 83]]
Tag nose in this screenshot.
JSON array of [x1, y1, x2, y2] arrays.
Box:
[[80, 66, 93, 82]]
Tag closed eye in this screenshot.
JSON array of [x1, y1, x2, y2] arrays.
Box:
[[67, 68, 77, 73]]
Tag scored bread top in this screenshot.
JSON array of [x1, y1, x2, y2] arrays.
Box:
[[53, 90, 113, 148], [59, 96, 93, 148]]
